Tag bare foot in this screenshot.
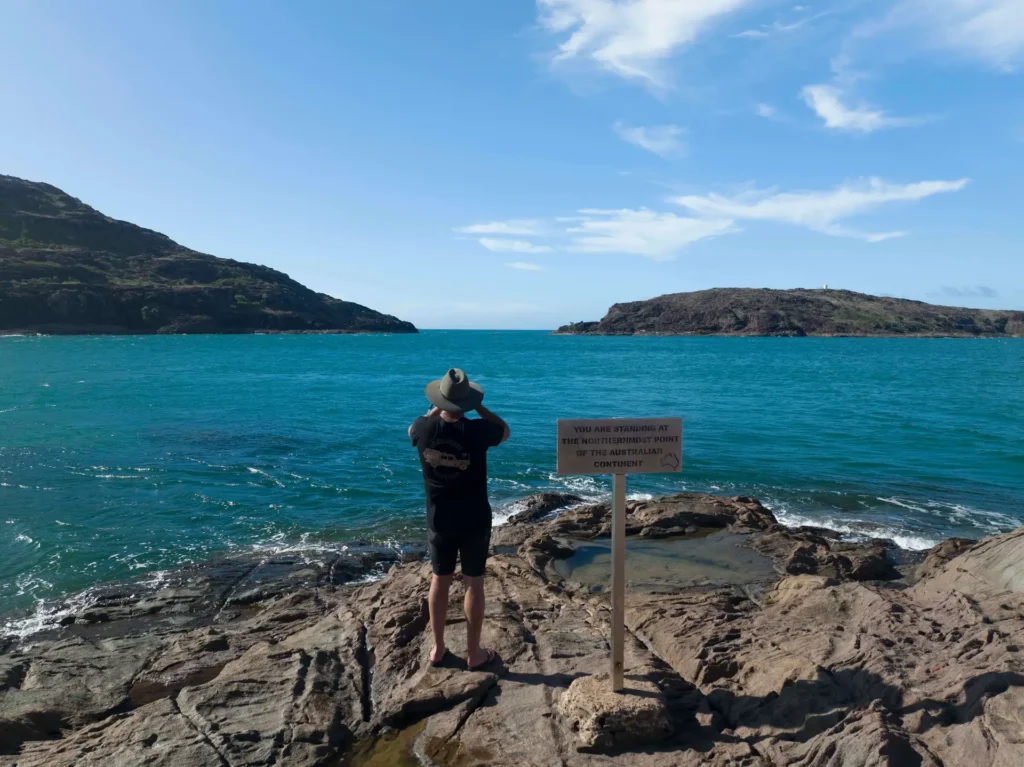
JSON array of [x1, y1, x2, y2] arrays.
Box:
[[466, 647, 496, 670], [430, 645, 447, 664]]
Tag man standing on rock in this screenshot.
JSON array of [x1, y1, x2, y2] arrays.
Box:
[[409, 368, 510, 670]]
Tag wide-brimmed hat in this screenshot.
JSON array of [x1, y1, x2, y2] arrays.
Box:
[[425, 368, 484, 414]]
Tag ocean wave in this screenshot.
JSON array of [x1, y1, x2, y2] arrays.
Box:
[[545, 473, 605, 499], [1, 584, 98, 641], [246, 466, 285, 488], [876, 496, 1020, 535], [768, 505, 940, 551]]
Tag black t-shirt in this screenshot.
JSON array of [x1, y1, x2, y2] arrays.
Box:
[[409, 414, 505, 533]]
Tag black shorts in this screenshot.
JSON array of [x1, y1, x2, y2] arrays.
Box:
[[427, 527, 491, 577]]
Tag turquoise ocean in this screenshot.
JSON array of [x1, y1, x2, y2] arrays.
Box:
[[2, 332, 1023, 625]]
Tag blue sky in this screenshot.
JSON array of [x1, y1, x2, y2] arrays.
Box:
[[2, 0, 1022, 329]]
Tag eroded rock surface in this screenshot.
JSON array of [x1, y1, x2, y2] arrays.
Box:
[[558, 673, 673, 752], [2, 495, 1022, 766]]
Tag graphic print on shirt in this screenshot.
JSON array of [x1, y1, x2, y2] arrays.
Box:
[[421, 438, 472, 477]]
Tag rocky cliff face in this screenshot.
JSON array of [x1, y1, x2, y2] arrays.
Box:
[[3, 492, 1022, 766], [556, 288, 1024, 337], [0, 175, 416, 334]]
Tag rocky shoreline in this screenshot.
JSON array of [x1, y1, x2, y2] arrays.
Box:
[[2, 492, 1022, 765], [554, 288, 1024, 337]]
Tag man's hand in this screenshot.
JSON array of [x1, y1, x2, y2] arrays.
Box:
[[476, 404, 511, 444]]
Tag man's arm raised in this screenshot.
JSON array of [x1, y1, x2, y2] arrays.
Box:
[[475, 404, 510, 444], [408, 406, 440, 440]]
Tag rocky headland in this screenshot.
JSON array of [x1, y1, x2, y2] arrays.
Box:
[[0, 175, 416, 334], [555, 288, 1024, 337], [2, 492, 1022, 766]]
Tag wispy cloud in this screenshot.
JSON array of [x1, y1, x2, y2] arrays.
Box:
[[613, 122, 687, 157], [936, 285, 999, 299], [801, 84, 925, 132], [565, 209, 736, 261], [889, 0, 1024, 70], [756, 103, 777, 118], [506, 261, 545, 271], [457, 177, 968, 260], [537, 0, 753, 86], [734, 10, 830, 39], [478, 238, 552, 254], [673, 177, 969, 241], [455, 219, 543, 236]]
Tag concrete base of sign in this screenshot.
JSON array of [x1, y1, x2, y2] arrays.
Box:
[[558, 672, 673, 752]]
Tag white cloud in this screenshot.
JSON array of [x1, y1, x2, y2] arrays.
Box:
[[673, 177, 969, 241], [756, 103, 777, 118], [565, 208, 736, 261], [734, 11, 828, 39], [613, 122, 687, 157], [455, 219, 543, 235], [937, 285, 999, 298], [537, 0, 752, 85], [478, 238, 553, 254], [892, 0, 1024, 70], [456, 178, 968, 262], [801, 84, 924, 132]]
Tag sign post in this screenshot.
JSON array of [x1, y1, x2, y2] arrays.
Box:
[[611, 472, 626, 690], [556, 417, 683, 692]]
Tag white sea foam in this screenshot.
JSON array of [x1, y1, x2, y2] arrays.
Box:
[[923, 501, 1019, 534], [136, 569, 171, 589], [875, 496, 1019, 537], [768, 505, 940, 551], [546, 473, 605, 500], [1, 589, 99, 641]]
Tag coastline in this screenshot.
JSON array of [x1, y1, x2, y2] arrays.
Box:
[[1, 488, 938, 642], [552, 330, 1024, 337], [0, 328, 418, 337], [2, 491, 1021, 765]]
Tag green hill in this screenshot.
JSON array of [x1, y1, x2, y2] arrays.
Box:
[[556, 288, 1024, 337], [0, 174, 416, 334]]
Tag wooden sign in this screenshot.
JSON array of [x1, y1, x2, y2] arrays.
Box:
[[554, 416, 683, 694], [556, 417, 683, 476]]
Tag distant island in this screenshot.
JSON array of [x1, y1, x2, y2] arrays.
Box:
[[556, 288, 1024, 337], [0, 175, 416, 335]]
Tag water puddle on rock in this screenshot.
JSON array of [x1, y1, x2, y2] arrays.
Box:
[[554, 531, 775, 590], [339, 721, 426, 767]]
